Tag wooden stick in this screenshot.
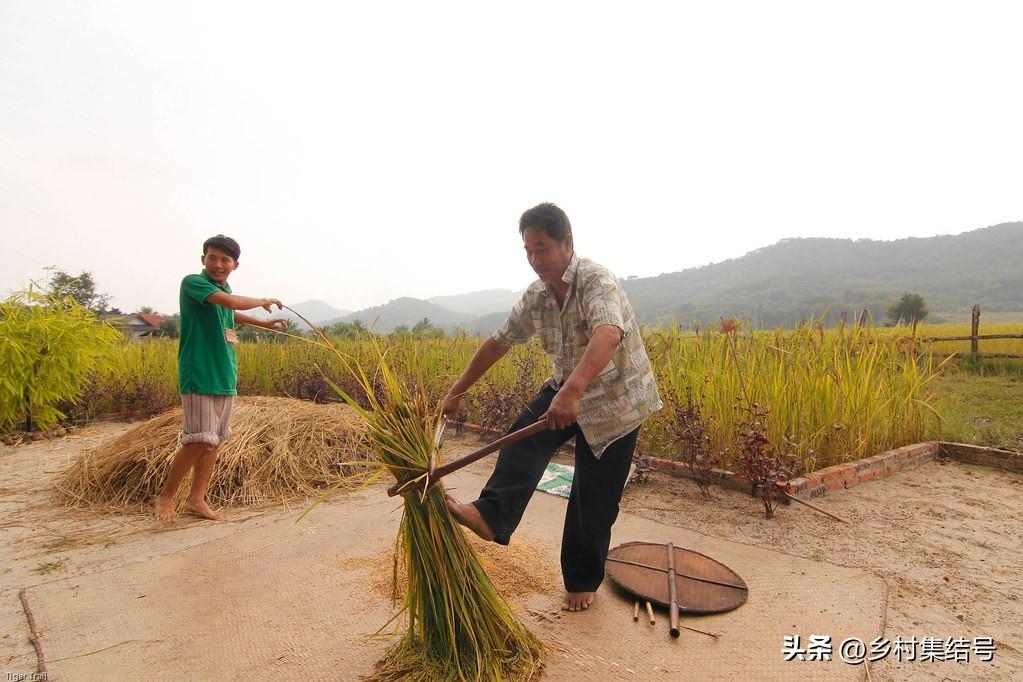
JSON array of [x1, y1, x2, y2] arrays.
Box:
[[645, 600, 655, 625], [605, 556, 747, 591], [19, 589, 47, 676], [633, 601, 639, 622], [679, 624, 721, 639], [387, 418, 547, 496], [667, 542, 680, 638], [774, 483, 849, 523]]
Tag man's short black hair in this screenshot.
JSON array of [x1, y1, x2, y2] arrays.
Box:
[[203, 235, 241, 261], [519, 202, 572, 242]]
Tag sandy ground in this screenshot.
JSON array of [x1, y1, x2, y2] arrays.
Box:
[[1, 423, 1021, 680], [618, 455, 1023, 680]]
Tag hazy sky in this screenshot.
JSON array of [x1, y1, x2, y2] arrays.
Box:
[[2, 1, 1021, 315]]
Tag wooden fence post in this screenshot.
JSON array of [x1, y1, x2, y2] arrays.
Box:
[[971, 304, 981, 357]]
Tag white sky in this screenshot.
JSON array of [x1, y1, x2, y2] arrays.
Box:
[[2, 1, 1021, 314]]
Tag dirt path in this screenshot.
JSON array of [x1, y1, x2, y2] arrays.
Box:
[[2, 424, 1021, 680]]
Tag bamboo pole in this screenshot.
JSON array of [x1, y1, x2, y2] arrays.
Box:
[[774, 483, 849, 523], [667, 542, 680, 638], [387, 419, 547, 497]]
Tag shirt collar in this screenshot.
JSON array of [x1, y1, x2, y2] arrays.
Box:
[[561, 252, 580, 286], [540, 252, 580, 300], [201, 269, 232, 293]]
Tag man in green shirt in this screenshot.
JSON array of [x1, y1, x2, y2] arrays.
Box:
[[155, 235, 289, 523]]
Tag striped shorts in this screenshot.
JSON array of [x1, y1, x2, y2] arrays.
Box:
[[181, 393, 234, 446]]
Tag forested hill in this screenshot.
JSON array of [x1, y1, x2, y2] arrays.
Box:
[[620, 222, 1023, 326]]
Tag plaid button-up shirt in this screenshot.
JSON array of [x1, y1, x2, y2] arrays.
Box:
[[493, 253, 662, 457]]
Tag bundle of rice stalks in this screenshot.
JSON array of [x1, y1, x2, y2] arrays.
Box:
[[335, 352, 544, 681], [358, 535, 559, 604], [57, 396, 369, 511]]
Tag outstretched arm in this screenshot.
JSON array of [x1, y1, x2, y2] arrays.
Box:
[[234, 311, 289, 331], [442, 337, 510, 416], [206, 290, 283, 313]]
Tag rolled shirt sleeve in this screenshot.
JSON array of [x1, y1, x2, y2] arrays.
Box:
[[580, 271, 627, 339], [181, 273, 222, 305]]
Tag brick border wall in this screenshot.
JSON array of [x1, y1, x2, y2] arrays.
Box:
[[647, 443, 943, 500], [784, 443, 939, 499], [938, 442, 1023, 473], [452, 421, 1022, 499]]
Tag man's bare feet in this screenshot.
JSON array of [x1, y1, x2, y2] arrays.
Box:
[[561, 591, 595, 612], [183, 498, 225, 521], [445, 495, 495, 541], [155, 495, 176, 524]]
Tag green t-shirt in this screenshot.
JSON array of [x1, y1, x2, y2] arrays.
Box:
[[178, 270, 237, 395]]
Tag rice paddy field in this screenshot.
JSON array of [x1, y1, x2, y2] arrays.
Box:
[[65, 321, 1023, 473]]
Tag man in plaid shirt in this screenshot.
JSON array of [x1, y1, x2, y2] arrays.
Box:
[[444, 202, 661, 612]]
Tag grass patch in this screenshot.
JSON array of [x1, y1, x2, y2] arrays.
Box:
[[933, 373, 1023, 451]]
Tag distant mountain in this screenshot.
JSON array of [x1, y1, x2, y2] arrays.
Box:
[[289, 300, 351, 325], [336, 297, 477, 333], [620, 222, 1023, 326], [426, 289, 522, 316], [272, 222, 1023, 335], [464, 310, 510, 336]]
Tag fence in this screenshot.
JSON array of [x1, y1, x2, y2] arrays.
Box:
[[922, 305, 1023, 359]]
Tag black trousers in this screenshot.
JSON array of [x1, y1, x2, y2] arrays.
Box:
[[472, 385, 639, 593]]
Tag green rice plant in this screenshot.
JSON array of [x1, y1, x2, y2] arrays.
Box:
[[73, 337, 179, 420]]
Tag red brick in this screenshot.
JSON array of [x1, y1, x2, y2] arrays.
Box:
[[819, 467, 843, 482], [876, 452, 899, 466], [842, 475, 861, 489], [649, 458, 672, 472], [808, 484, 829, 499], [895, 448, 914, 463], [826, 478, 844, 491], [785, 477, 808, 495]]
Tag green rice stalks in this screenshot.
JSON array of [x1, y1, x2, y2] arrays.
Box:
[[327, 340, 544, 681]]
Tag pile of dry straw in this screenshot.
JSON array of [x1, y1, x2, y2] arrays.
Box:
[[57, 396, 369, 511]]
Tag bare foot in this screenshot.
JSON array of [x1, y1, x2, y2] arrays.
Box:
[[183, 499, 225, 521], [561, 591, 595, 612], [445, 495, 495, 541], [155, 495, 176, 524]]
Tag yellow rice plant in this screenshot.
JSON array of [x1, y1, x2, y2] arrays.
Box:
[[239, 309, 547, 680], [294, 330, 544, 681], [79, 320, 949, 473], [918, 321, 1023, 356], [646, 320, 949, 471]]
